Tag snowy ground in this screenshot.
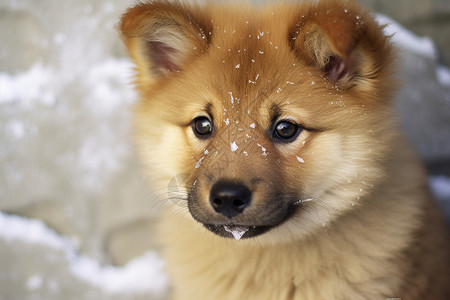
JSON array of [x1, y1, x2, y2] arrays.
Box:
[[0, 211, 169, 298], [0, 6, 449, 300]]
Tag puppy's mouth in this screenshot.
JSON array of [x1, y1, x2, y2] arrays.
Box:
[[203, 224, 272, 240], [188, 180, 304, 240]]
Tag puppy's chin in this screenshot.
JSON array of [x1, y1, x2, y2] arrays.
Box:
[[188, 199, 300, 240]]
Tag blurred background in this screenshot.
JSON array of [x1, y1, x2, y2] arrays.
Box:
[[0, 0, 449, 299]]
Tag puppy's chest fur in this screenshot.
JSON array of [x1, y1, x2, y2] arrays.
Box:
[[161, 198, 411, 300]]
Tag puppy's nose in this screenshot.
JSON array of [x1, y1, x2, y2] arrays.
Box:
[[210, 180, 252, 219]]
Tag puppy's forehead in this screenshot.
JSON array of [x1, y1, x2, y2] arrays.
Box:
[[206, 39, 291, 110]]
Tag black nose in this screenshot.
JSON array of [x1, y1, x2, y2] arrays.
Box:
[[209, 180, 252, 219]]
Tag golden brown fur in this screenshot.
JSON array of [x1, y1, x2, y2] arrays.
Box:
[[120, 1, 450, 299]]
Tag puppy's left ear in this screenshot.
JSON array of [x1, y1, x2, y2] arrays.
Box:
[[290, 1, 394, 95], [120, 1, 211, 85]]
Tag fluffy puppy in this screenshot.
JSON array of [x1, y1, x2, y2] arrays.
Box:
[[120, 1, 450, 299]]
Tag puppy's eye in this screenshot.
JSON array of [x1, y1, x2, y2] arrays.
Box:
[[192, 116, 213, 138], [273, 120, 301, 142]]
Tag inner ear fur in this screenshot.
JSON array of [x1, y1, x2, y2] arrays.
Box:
[[120, 1, 211, 84], [290, 1, 394, 94]]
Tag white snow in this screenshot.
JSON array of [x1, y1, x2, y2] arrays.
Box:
[[377, 14, 450, 89], [429, 176, 450, 219], [228, 91, 234, 104], [230, 141, 239, 152], [0, 211, 72, 250], [0, 64, 55, 106], [195, 156, 205, 169], [296, 156, 305, 163], [0, 58, 135, 109], [377, 14, 437, 59], [429, 176, 450, 202], [436, 65, 450, 87], [27, 275, 43, 290], [257, 143, 268, 156], [223, 225, 249, 240], [0, 57, 137, 191], [0, 211, 169, 295]]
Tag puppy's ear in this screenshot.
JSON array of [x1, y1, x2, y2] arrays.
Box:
[[290, 1, 394, 93], [120, 1, 210, 84]]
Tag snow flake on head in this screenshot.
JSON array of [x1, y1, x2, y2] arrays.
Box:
[[257, 30, 264, 39], [257, 143, 267, 156], [228, 92, 234, 104], [230, 141, 239, 152], [195, 156, 205, 169], [296, 156, 305, 163]]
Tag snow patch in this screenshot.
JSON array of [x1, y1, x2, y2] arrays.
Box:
[[429, 176, 450, 219], [0, 211, 169, 295], [429, 176, 450, 202], [377, 14, 437, 59], [436, 65, 450, 87], [0, 64, 55, 106], [27, 275, 43, 290]]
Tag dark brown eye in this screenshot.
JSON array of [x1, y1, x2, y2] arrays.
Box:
[[192, 116, 213, 138], [273, 120, 301, 142]]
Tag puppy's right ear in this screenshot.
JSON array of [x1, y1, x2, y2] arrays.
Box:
[[120, 1, 211, 84]]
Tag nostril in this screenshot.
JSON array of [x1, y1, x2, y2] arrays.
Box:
[[209, 180, 252, 218], [212, 198, 223, 207], [232, 199, 245, 208]]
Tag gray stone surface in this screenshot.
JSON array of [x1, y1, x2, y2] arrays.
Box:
[[0, 10, 44, 74], [0, 0, 449, 299], [395, 50, 450, 163], [360, 0, 450, 65]]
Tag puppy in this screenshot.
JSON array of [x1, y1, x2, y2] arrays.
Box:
[[120, 1, 450, 299]]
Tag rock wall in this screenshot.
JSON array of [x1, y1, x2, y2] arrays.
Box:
[[360, 0, 450, 65]]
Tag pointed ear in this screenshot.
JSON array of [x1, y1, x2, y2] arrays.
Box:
[[120, 1, 211, 84], [290, 1, 394, 93]]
